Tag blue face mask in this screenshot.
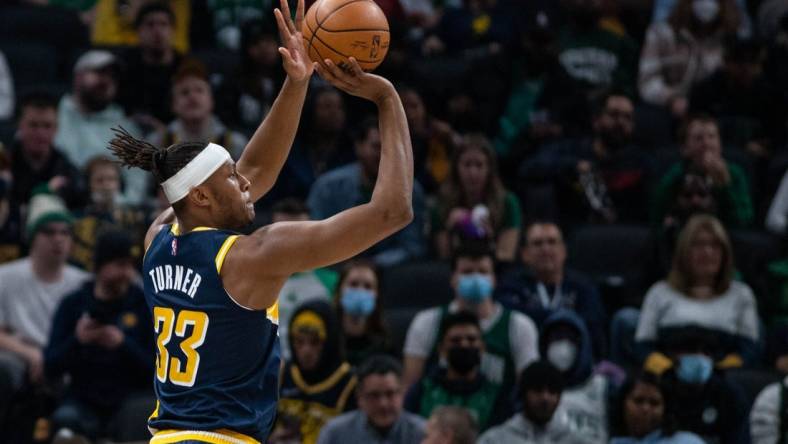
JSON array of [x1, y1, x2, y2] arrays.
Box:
[[676, 354, 713, 385], [457, 273, 493, 303], [341, 288, 376, 317]]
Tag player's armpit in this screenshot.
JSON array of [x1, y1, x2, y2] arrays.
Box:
[[144, 208, 176, 251]]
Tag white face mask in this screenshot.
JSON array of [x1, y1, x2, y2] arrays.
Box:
[[692, 0, 720, 24], [547, 339, 578, 372]]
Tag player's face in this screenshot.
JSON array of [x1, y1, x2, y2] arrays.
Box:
[[358, 373, 404, 429], [209, 162, 254, 229], [457, 148, 489, 197], [291, 331, 324, 372]]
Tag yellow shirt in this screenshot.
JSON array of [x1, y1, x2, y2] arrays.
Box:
[[91, 0, 191, 53]]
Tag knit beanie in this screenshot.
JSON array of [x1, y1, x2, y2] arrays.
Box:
[[94, 229, 135, 272], [26, 187, 73, 239]]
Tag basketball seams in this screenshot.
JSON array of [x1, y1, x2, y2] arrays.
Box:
[[317, 27, 389, 33], [316, 0, 368, 26]]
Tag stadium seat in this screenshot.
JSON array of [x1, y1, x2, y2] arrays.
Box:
[[380, 260, 453, 309], [382, 306, 421, 356], [729, 229, 783, 299], [0, 41, 58, 93], [725, 368, 782, 409]]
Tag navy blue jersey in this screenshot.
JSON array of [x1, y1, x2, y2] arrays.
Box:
[[143, 224, 280, 443]]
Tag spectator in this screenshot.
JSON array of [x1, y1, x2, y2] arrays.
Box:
[[540, 310, 610, 443], [635, 215, 759, 367], [45, 230, 153, 441], [272, 198, 338, 362], [651, 114, 753, 228], [404, 311, 511, 431], [651, 0, 752, 35], [420, 0, 517, 57], [690, 36, 785, 152], [9, 92, 85, 214], [273, 300, 357, 444], [0, 192, 89, 422], [433, 134, 522, 263], [54, 50, 147, 205], [751, 371, 788, 444], [609, 371, 705, 444], [398, 86, 457, 194], [207, 0, 266, 50], [91, 0, 191, 53], [0, 147, 19, 263], [420, 406, 478, 444], [766, 167, 788, 236], [149, 59, 248, 160], [478, 360, 588, 444], [0, 50, 13, 121], [557, 0, 638, 97], [403, 243, 539, 389], [333, 259, 394, 367], [656, 329, 750, 444], [495, 221, 607, 359], [318, 355, 426, 444], [520, 92, 652, 224], [638, 0, 740, 117], [267, 86, 354, 204], [308, 117, 426, 267], [69, 156, 147, 271], [216, 19, 286, 136], [118, 1, 184, 126]]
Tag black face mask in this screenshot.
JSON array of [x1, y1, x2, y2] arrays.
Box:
[[447, 347, 481, 375]]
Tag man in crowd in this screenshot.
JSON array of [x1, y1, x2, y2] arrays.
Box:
[[421, 406, 478, 444], [318, 355, 426, 444]]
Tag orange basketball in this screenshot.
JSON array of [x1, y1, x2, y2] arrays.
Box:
[[302, 0, 390, 72]]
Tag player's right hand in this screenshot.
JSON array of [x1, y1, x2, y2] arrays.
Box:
[[314, 57, 394, 105]]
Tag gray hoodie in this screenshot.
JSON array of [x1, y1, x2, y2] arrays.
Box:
[[477, 413, 592, 444]]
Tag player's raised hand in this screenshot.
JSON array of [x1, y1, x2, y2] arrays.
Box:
[[274, 0, 313, 82], [314, 57, 394, 105]]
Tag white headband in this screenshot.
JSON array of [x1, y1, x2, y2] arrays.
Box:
[[161, 143, 231, 203]]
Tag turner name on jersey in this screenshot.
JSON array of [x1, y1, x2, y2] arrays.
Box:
[[148, 264, 203, 298]]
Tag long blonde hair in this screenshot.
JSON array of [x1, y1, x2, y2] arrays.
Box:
[[667, 214, 734, 295]]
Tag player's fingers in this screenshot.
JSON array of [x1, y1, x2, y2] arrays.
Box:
[[273, 9, 291, 43], [280, 0, 297, 34], [318, 61, 356, 90], [278, 47, 294, 65], [324, 59, 358, 85], [295, 0, 305, 31], [347, 57, 365, 77]]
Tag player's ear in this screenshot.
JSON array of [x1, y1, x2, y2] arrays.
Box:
[[188, 185, 212, 208]]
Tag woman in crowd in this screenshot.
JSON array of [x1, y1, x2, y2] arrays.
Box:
[[432, 134, 522, 263]]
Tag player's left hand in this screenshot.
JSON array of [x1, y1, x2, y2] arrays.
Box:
[[274, 0, 314, 83]]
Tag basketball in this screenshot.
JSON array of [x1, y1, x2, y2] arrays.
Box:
[[302, 0, 390, 72]]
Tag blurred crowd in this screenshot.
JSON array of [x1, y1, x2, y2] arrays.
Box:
[[1, 0, 788, 443]]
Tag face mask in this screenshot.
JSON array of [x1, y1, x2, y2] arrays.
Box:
[[692, 0, 719, 24], [547, 339, 578, 372], [457, 273, 493, 303], [676, 354, 713, 385], [447, 346, 481, 375], [341, 288, 376, 317]]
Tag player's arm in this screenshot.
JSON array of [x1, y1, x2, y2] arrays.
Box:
[[225, 60, 413, 309], [236, 0, 313, 202], [143, 207, 176, 251]]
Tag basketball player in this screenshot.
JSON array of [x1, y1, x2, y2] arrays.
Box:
[[107, 0, 413, 442]]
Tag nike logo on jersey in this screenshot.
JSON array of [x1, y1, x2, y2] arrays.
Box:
[[149, 265, 203, 298]]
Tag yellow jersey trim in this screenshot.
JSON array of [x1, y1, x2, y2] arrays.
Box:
[[148, 400, 160, 421], [291, 362, 353, 395], [171, 223, 216, 235], [215, 235, 240, 274], [151, 429, 260, 444]]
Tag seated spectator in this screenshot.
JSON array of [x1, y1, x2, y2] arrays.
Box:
[[9, 92, 85, 214], [635, 215, 759, 367], [690, 36, 785, 152], [118, 1, 184, 126], [405, 311, 511, 431], [318, 355, 426, 444], [540, 310, 610, 443], [91, 0, 191, 53], [0, 50, 12, 121], [333, 259, 394, 367], [638, 0, 740, 118], [0, 192, 89, 422], [651, 0, 751, 36], [267, 86, 355, 204], [216, 19, 286, 136], [520, 92, 652, 224], [495, 221, 607, 359], [433, 134, 522, 263], [54, 50, 147, 205], [651, 114, 753, 228], [398, 86, 457, 193], [403, 243, 539, 389], [420, 0, 517, 57], [45, 230, 153, 442], [656, 330, 750, 444], [609, 371, 705, 444], [557, 0, 638, 97], [751, 371, 788, 443], [307, 118, 426, 267], [273, 300, 357, 444], [207, 0, 266, 50], [272, 198, 338, 362], [149, 59, 248, 160], [766, 167, 788, 236], [69, 156, 147, 271], [420, 406, 478, 444], [478, 360, 589, 444]]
